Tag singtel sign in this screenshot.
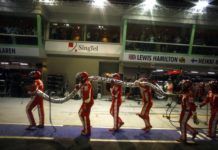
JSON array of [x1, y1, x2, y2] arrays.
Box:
[[78, 45, 98, 52], [69, 42, 98, 53]]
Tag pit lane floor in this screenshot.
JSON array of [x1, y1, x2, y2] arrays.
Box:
[[0, 97, 217, 150]]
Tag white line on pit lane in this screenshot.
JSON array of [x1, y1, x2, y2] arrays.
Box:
[[0, 136, 180, 143]]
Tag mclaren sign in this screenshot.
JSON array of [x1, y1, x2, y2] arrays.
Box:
[[0, 47, 16, 54]]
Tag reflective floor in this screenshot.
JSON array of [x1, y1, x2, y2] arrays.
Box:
[[0, 96, 210, 128], [0, 96, 217, 150]]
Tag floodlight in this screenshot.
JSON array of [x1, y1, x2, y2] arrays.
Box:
[[195, 0, 209, 9], [36, 0, 58, 5], [189, 0, 210, 14], [91, 0, 107, 8], [141, 0, 158, 11]]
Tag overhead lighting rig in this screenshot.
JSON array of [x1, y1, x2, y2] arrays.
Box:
[[91, 0, 108, 9], [188, 0, 210, 14], [33, 0, 59, 6], [141, 0, 158, 11]]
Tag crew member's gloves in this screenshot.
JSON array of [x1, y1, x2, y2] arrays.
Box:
[[198, 104, 202, 109], [75, 84, 80, 90], [193, 112, 199, 125]]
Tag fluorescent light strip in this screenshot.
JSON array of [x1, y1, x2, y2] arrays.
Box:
[[208, 72, 215, 75], [1, 62, 9, 65]]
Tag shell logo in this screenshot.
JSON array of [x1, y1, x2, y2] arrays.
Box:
[[179, 57, 185, 63]]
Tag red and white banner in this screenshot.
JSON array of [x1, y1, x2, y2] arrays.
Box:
[[123, 52, 218, 66], [45, 41, 121, 57]]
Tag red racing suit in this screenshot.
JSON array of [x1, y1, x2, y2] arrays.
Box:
[[26, 79, 44, 126], [110, 83, 123, 130], [139, 85, 153, 128], [179, 92, 198, 141], [200, 91, 218, 138], [78, 80, 94, 135]]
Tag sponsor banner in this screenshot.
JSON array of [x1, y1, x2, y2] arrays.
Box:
[[45, 41, 121, 57], [123, 53, 218, 66], [0, 46, 39, 57]]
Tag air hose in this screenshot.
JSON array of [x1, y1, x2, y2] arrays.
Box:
[[49, 91, 57, 132]]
